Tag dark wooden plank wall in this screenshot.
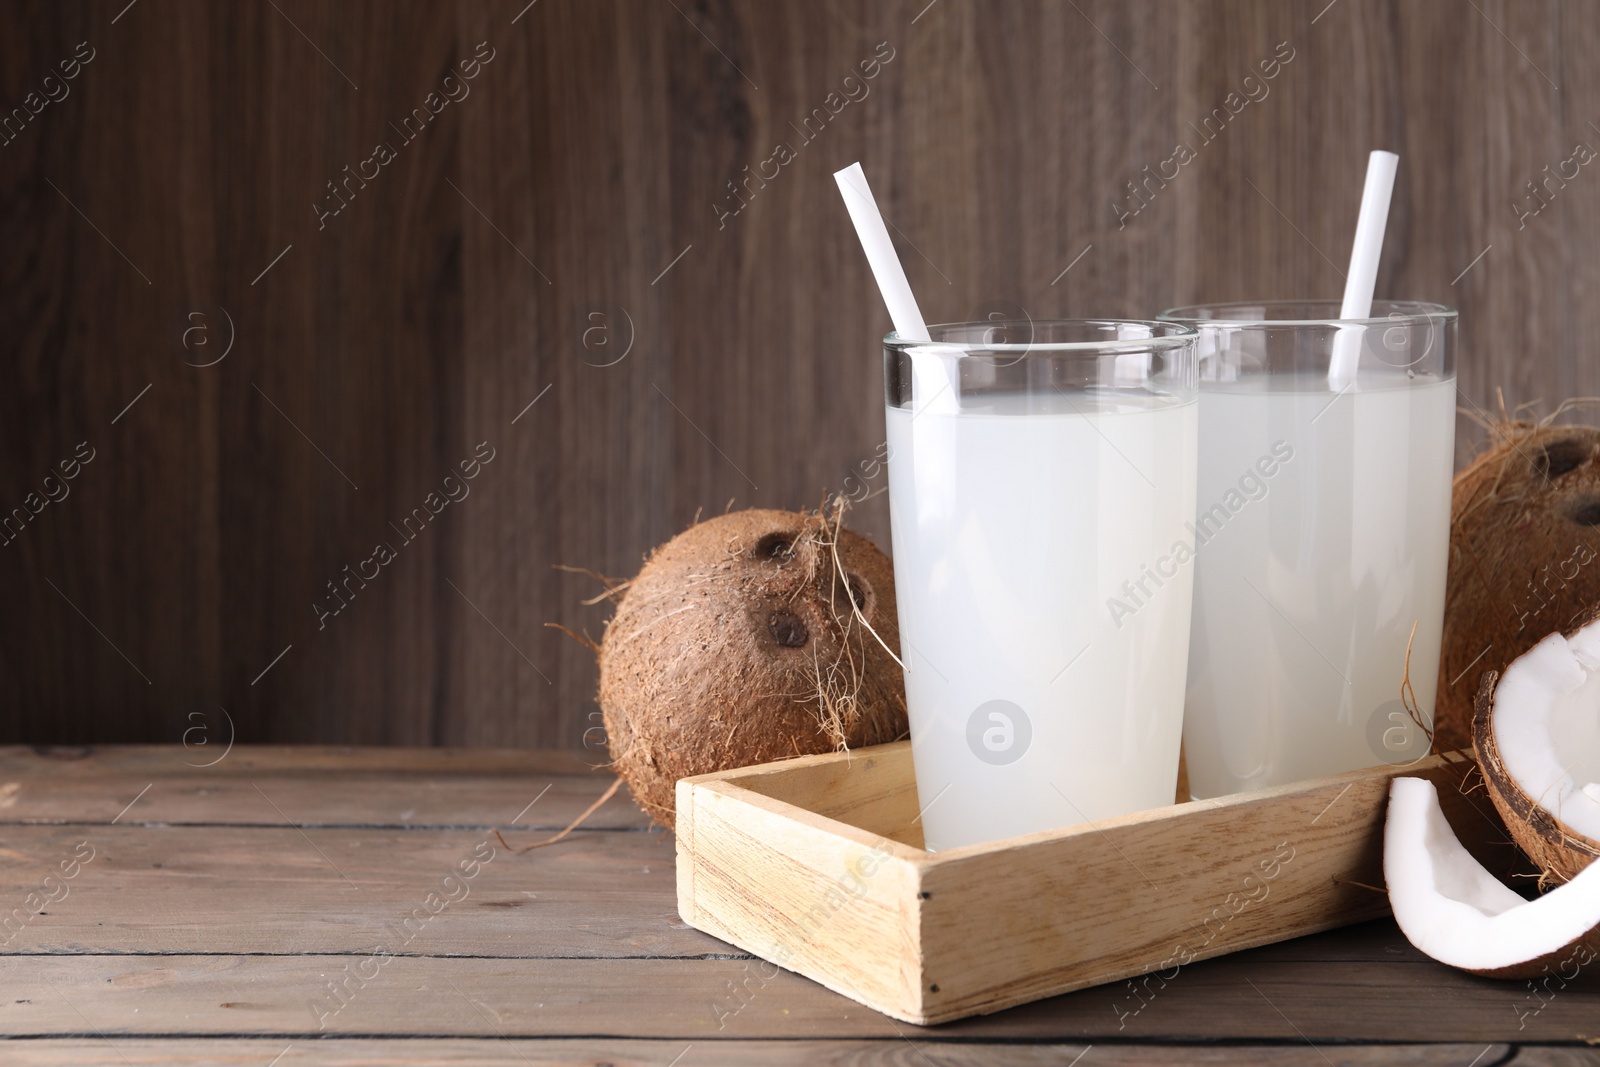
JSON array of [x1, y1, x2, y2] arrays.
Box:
[[0, 0, 1590, 746]]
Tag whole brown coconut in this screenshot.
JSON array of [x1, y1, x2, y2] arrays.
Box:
[[598, 508, 908, 828], [1435, 422, 1600, 752]]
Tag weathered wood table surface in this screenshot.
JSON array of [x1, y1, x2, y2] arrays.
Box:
[[1, 745, 1597, 1065]]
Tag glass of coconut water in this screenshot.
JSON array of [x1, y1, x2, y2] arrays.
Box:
[[1159, 301, 1458, 798], [884, 319, 1199, 851]]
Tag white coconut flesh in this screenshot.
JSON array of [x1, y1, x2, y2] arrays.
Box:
[[1385, 777, 1600, 971], [1490, 626, 1600, 842]]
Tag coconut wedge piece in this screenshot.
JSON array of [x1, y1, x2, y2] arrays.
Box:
[[1475, 624, 1600, 884], [1385, 776, 1600, 978]]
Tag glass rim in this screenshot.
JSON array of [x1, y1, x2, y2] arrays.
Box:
[[1158, 299, 1457, 328], [884, 318, 1197, 355]]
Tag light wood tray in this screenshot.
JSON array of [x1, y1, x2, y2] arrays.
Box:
[[675, 742, 1512, 1025]]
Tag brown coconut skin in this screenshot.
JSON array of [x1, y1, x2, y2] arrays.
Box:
[[598, 509, 908, 828], [1473, 658, 1600, 888], [1463, 938, 1600, 981], [1436, 425, 1600, 753], [1457, 677, 1600, 980]]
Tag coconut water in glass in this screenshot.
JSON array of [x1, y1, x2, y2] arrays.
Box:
[[1160, 301, 1457, 798], [884, 320, 1199, 851]]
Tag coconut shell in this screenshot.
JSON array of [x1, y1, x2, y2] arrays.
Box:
[[597, 508, 908, 828], [1469, 942, 1600, 982], [1436, 424, 1600, 753], [1474, 642, 1600, 888], [1384, 777, 1600, 981]]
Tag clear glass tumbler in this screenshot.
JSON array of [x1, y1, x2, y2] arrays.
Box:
[[1158, 301, 1458, 798], [884, 319, 1199, 851]]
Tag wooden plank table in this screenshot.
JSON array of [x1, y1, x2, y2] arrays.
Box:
[[0, 746, 1596, 1065]]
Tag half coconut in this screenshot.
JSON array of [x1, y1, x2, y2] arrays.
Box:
[[1385, 776, 1600, 978], [1474, 617, 1600, 884]]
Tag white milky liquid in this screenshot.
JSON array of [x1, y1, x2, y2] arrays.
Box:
[[1184, 376, 1456, 798], [886, 393, 1198, 851]]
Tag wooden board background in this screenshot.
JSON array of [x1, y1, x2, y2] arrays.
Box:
[[0, 0, 1592, 746]]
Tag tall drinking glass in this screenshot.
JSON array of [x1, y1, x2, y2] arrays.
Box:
[[884, 320, 1199, 851], [1159, 301, 1457, 798]]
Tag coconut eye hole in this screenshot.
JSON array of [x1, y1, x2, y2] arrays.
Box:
[[768, 610, 810, 648], [838, 573, 874, 619], [1568, 498, 1600, 526], [752, 532, 795, 562], [1536, 438, 1592, 480]]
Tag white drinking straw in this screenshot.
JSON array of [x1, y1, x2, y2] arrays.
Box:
[[834, 163, 956, 415], [1328, 150, 1399, 390], [833, 163, 931, 342]]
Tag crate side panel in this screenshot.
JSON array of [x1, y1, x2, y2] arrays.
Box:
[[677, 781, 927, 1018], [701, 742, 925, 847], [912, 756, 1499, 1023]]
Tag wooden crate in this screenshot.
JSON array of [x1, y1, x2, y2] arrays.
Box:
[[675, 742, 1511, 1026]]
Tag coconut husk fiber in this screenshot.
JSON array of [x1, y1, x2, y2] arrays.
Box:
[[596, 507, 908, 828]]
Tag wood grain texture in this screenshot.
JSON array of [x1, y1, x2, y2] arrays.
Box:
[[0, 1040, 1526, 1066], [1510, 1051, 1600, 1067], [0, 746, 1596, 1059], [0, 744, 643, 828], [3, 0, 1595, 746], [3, 951, 1598, 1042], [0, 825, 702, 957], [677, 742, 1524, 1024]]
